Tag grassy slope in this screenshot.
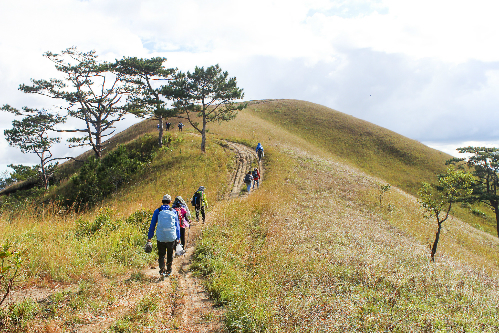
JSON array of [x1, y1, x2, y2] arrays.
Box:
[[2, 99, 499, 331], [199, 100, 499, 331], [0, 128, 235, 331], [245, 99, 450, 195]]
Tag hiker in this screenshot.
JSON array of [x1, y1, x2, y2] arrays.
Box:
[[191, 186, 208, 223], [244, 170, 253, 193], [178, 122, 184, 131], [165, 122, 171, 131], [256, 143, 264, 161], [252, 167, 260, 189], [172, 196, 191, 251], [147, 194, 180, 277]]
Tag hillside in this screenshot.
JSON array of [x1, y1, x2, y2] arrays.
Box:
[[243, 99, 451, 195], [1, 99, 499, 332]]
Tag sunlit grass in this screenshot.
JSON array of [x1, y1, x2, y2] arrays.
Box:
[[2, 99, 499, 332], [194, 141, 499, 331]]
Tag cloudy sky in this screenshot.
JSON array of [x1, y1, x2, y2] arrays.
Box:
[[1, 0, 499, 175]]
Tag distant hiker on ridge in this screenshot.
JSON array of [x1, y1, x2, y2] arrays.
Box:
[[191, 186, 208, 223], [147, 194, 180, 278], [165, 122, 171, 131], [178, 122, 184, 132], [256, 143, 264, 161]]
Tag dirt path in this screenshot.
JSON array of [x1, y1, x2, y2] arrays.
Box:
[[1, 141, 259, 332], [80, 141, 259, 332], [225, 141, 261, 199], [169, 141, 260, 332]]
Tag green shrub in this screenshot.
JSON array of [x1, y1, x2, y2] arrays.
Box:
[[60, 135, 159, 210]]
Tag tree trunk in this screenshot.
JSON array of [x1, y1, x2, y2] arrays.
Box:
[[494, 204, 499, 237], [200, 114, 207, 153], [158, 115, 164, 147], [431, 221, 443, 262]]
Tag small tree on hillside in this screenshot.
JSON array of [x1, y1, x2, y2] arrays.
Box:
[[2, 105, 66, 190], [165, 65, 245, 152], [19, 47, 136, 159], [448, 147, 499, 237], [116, 57, 177, 147], [418, 167, 475, 262]]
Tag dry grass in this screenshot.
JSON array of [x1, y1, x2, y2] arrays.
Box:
[[198, 145, 499, 331], [3, 99, 499, 332]]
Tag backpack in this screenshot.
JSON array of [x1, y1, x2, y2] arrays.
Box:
[[156, 207, 178, 242], [252, 170, 259, 179], [244, 174, 252, 184], [191, 191, 201, 206], [174, 207, 186, 228]]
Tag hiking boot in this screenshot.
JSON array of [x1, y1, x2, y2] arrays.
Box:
[[165, 269, 172, 276]]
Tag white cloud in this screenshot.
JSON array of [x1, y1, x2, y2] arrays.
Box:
[[1, 0, 499, 175]]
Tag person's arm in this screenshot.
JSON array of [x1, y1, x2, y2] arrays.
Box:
[[147, 209, 159, 241], [202, 193, 208, 209], [175, 213, 181, 240]]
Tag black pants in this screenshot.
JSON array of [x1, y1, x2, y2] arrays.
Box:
[[195, 205, 205, 222], [180, 227, 186, 249], [157, 240, 175, 272]]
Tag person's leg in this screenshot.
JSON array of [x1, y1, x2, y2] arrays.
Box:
[[256, 179, 259, 188], [201, 206, 206, 223], [180, 227, 186, 249], [157, 241, 167, 273], [166, 241, 175, 273], [195, 205, 200, 221], [247, 183, 251, 193]]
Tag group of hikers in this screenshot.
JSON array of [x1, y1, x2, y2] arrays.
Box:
[[243, 143, 263, 193], [156, 121, 184, 131], [146, 143, 264, 278], [146, 186, 208, 278]]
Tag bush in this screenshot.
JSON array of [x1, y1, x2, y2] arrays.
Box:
[[60, 135, 159, 211]]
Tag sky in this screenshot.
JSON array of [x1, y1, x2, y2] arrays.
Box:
[[1, 0, 499, 175]]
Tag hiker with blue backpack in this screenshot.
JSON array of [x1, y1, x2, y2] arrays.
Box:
[[256, 143, 264, 161], [191, 186, 208, 223], [147, 194, 181, 278]]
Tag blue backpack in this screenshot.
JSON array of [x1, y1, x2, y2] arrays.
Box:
[[156, 207, 178, 242]]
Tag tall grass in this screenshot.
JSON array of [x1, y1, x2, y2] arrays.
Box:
[[0, 129, 235, 331], [194, 145, 499, 331]]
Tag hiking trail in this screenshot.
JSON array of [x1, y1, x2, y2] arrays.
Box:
[[1, 141, 260, 332]]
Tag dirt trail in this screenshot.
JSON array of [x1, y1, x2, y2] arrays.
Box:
[[170, 141, 260, 332], [1, 141, 259, 332], [80, 141, 259, 332], [225, 141, 261, 198]]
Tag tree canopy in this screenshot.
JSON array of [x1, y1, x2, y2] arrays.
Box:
[[2, 105, 65, 189], [116, 57, 177, 147], [19, 47, 136, 159], [447, 146, 499, 237], [166, 64, 245, 152]]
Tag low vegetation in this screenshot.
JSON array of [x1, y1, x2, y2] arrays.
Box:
[[194, 146, 499, 331], [1, 99, 499, 332]]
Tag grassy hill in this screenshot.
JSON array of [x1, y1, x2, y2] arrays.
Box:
[[1, 99, 499, 332], [243, 99, 451, 195]]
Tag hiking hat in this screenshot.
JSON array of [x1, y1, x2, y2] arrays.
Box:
[[176, 196, 186, 205], [198, 186, 205, 191], [162, 194, 171, 201]]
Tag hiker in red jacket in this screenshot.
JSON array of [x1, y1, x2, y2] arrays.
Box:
[[252, 167, 260, 189]]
